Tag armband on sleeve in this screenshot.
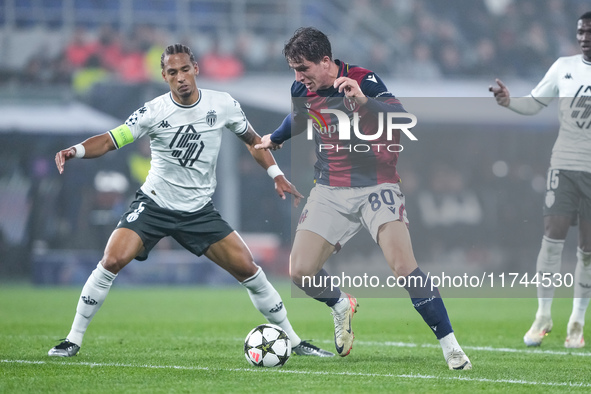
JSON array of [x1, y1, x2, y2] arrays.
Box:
[[109, 124, 134, 148]]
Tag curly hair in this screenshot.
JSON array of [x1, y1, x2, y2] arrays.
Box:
[[283, 27, 332, 64]]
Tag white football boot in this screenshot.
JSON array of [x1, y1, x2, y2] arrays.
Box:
[[523, 316, 553, 346], [564, 322, 585, 348]]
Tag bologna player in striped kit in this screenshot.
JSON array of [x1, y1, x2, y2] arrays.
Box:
[[256, 27, 471, 370]]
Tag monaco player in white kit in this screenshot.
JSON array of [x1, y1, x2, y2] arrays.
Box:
[[490, 11, 591, 348], [48, 43, 333, 358]]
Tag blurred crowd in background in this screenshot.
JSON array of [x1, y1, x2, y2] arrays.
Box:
[[0, 0, 590, 91], [0, 0, 587, 282]]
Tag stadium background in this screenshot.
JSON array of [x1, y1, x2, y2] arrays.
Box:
[[0, 0, 587, 288]]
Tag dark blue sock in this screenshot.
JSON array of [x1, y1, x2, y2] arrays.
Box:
[[294, 268, 341, 307], [404, 268, 453, 339]]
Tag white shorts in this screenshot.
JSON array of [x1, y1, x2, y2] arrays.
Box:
[[296, 183, 409, 249]]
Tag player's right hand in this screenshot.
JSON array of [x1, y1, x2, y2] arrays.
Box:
[[489, 78, 511, 107], [55, 147, 77, 174], [254, 134, 283, 151]]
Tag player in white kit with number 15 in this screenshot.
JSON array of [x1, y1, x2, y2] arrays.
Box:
[[490, 11, 591, 348]]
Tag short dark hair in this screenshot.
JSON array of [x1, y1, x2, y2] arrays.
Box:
[[579, 11, 591, 20], [161, 44, 196, 69], [283, 27, 332, 64]]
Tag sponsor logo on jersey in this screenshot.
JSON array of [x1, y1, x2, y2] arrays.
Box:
[[564, 73, 573, 79], [158, 120, 171, 128], [570, 85, 591, 129], [306, 107, 417, 153], [206, 110, 217, 127], [169, 125, 206, 167]]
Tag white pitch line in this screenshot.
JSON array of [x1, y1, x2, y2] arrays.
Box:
[[347, 340, 591, 357], [2, 359, 591, 388]]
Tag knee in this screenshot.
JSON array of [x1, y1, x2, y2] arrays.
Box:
[[236, 264, 259, 282], [227, 254, 259, 282], [289, 256, 316, 286], [392, 261, 418, 278], [100, 254, 131, 274], [290, 270, 305, 286]]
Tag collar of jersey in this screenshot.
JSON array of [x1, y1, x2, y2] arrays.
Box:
[[583, 57, 591, 66], [168, 90, 202, 108]]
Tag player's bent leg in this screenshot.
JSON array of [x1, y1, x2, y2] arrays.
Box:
[[378, 221, 471, 370], [206, 232, 334, 357], [291, 230, 357, 357], [48, 228, 143, 357]]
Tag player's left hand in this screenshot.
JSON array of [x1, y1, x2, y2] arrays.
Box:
[[274, 175, 304, 207], [334, 77, 368, 105]]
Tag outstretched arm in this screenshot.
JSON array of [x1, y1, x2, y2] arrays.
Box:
[[489, 78, 545, 115], [55, 132, 116, 174], [239, 125, 303, 207]]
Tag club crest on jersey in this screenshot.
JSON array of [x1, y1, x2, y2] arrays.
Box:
[[343, 97, 357, 111], [206, 110, 217, 127]]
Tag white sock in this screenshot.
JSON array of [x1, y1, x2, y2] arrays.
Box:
[[438, 332, 464, 359], [66, 263, 117, 346], [330, 291, 348, 313], [241, 267, 302, 346], [568, 248, 591, 326], [535, 236, 564, 319]]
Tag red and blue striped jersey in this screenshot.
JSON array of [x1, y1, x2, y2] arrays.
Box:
[[289, 60, 406, 187]]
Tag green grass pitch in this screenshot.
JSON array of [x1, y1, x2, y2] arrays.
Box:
[[1, 283, 590, 393]]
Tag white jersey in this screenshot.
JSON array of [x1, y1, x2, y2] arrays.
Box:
[[529, 54, 591, 172], [109, 89, 248, 212]]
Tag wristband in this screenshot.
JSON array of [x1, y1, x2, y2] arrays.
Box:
[[73, 143, 85, 158], [267, 164, 284, 179]]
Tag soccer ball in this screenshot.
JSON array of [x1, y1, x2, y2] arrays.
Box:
[[244, 324, 291, 367]]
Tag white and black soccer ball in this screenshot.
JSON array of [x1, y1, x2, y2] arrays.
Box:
[[244, 324, 291, 367]]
